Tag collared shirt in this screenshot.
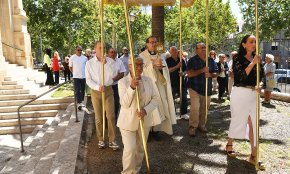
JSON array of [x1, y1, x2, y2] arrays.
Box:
[[166, 57, 186, 88], [85, 57, 117, 91], [187, 55, 218, 96], [119, 54, 130, 74], [263, 62, 276, 80], [111, 57, 126, 85], [69, 54, 88, 78]]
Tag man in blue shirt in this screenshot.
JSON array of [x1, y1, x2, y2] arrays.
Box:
[[187, 43, 218, 137]]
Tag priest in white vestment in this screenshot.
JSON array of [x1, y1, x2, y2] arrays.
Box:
[[139, 36, 176, 135]]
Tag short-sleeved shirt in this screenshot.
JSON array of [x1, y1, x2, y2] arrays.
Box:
[[69, 54, 88, 79], [187, 55, 218, 96], [111, 57, 126, 85], [263, 62, 276, 80], [166, 57, 186, 89]]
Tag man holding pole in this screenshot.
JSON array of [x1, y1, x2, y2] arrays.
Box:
[[187, 42, 218, 137], [117, 57, 160, 174], [139, 36, 176, 135], [85, 41, 119, 150]]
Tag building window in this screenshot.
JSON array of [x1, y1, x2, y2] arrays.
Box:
[[271, 42, 278, 50]]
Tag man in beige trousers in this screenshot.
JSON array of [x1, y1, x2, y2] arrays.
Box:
[[85, 41, 119, 150]]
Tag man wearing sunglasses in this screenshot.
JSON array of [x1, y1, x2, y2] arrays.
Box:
[[69, 45, 88, 109]]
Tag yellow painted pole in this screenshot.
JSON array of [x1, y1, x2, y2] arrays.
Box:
[[205, 0, 209, 120], [255, 0, 261, 170], [179, 2, 183, 118], [99, 0, 106, 142], [122, 0, 150, 173]]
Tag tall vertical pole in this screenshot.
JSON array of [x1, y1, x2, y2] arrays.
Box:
[[255, 0, 261, 170], [179, 2, 183, 118], [205, 0, 209, 119], [122, 1, 150, 173], [99, 0, 106, 142]]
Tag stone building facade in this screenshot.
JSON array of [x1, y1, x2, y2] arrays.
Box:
[[0, 0, 32, 82]]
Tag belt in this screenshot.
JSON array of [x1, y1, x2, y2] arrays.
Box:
[[236, 85, 255, 90]]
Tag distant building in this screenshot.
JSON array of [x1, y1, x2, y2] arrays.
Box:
[[261, 30, 290, 69]]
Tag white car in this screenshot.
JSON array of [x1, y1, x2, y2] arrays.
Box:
[[274, 69, 290, 84]]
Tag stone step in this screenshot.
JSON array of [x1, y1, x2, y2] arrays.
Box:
[[0, 125, 37, 135], [0, 94, 36, 101], [0, 85, 23, 90], [49, 105, 85, 174], [1, 81, 17, 85], [0, 118, 48, 127], [0, 97, 74, 107], [0, 110, 71, 173], [0, 110, 58, 120], [0, 89, 29, 95], [3, 77, 12, 81], [0, 103, 70, 113]]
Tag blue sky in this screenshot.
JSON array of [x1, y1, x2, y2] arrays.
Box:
[[223, 0, 242, 22]]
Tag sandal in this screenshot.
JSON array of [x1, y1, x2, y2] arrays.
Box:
[[248, 154, 266, 171], [225, 144, 236, 158]]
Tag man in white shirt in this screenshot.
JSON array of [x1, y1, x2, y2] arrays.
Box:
[[119, 47, 130, 75], [85, 41, 119, 150], [69, 45, 88, 109], [107, 47, 126, 120]]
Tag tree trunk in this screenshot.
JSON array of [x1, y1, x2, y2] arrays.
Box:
[[152, 6, 165, 43]]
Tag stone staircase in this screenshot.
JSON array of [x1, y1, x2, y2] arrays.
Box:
[[0, 104, 85, 174], [0, 63, 73, 135]]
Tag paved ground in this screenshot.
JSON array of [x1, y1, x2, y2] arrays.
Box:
[[86, 93, 290, 174]]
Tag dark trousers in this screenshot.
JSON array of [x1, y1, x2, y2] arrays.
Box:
[[73, 78, 86, 103], [172, 86, 188, 115], [217, 76, 227, 99], [45, 66, 54, 86], [112, 84, 120, 120], [54, 71, 59, 84], [64, 70, 71, 82]]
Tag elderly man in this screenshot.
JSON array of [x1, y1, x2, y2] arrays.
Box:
[[107, 47, 126, 119], [85, 41, 119, 150], [139, 36, 176, 135], [118, 57, 160, 174], [119, 47, 130, 75], [166, 46, 189, 120], [187, 43, 218, 137]]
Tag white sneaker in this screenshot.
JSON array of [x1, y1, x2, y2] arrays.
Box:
[[109, 141, 119, 151], [181, 114, 189, 120], [98, 141, 105, 149]]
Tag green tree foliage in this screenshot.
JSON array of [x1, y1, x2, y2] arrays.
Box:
[[165, 0, 237, 50], [238, 0, 290, 40], [23, 0, 150, 59]]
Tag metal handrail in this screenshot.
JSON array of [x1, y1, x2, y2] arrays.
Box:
[[2, 42, 24, 52], [17, 79, 78, 152]]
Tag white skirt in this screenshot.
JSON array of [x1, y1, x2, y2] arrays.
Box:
[[228, 86, 257, 146]]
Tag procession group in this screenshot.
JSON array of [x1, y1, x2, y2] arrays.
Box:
[[43, 34, 274, 173]]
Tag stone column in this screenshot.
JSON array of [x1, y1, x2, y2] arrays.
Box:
[[12, 0, 33, 68], [0, 26, 7, 83], [0, 0, 16, 64]]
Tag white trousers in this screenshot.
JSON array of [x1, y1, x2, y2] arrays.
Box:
[[229, 86, 257, 146], [120, 127, 150, 174]]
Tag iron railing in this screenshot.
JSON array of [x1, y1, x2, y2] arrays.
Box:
[[17, 79, 79, 152]]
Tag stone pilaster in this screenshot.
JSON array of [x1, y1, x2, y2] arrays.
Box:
[[1, 0, 16, 64], [12, 0, 33, 68], [0, 26, 7, 83]]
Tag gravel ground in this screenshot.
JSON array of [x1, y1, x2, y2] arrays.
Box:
[[86, 94, 290, 174]]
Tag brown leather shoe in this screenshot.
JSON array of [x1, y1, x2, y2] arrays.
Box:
[[189, 127, 196, 137], [198, 127, 208, 133]]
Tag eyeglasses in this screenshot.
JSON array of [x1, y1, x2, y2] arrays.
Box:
[[196, 46, 206, 49], [77, 49, 82, 52], [148, 41, 157, 44]]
